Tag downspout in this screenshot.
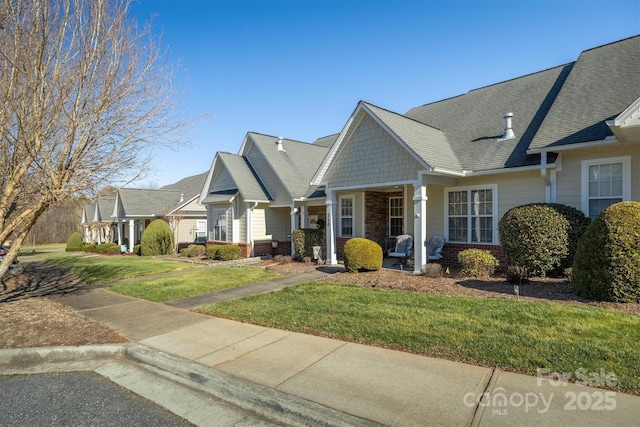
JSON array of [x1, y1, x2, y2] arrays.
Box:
[[540, 152, 556, 203], [248, 202, 258, 257]]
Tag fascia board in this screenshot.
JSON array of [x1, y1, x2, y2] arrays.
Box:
[[199, 154, 220, 204], [311, 103, 361, 186]]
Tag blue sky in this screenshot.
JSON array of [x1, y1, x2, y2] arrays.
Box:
[[128, 0, 640, 188]]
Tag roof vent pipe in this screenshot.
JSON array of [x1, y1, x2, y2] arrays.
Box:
[[276, 136, 286, 152], [497, 112, 515, 141], [179, 193, 184, 203]]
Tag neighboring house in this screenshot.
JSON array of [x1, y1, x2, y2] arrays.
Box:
[[80, 173, 207, 252], [161, 172, 209, 247], [201, 36, 640, 272], [199, 132, 334, 257]]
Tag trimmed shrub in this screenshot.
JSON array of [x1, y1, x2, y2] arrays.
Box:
[[216, 244, 241, 261], [95, 242, 119, 254], [573, 201, 640, 303], [140, 219, 174, 256], [343, 238, 382, 273], [133, 244, 142, 256], [205, 244, 241, 261], [422, 263, 443, 278], [273, 255, 293, 264], [205, 245, 218, 260], [498, 204, 569, 276], [181, 244, 206, 258], [65, 232, 83, 252], [292, 228, 324, 258], [292, 229, 305, 258], [458, 249, 498, 277], [535, 203, 591, 269], [80, 243, 96, 253]]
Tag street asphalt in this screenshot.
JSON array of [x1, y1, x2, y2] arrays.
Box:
[[1, 260, 639, 426]]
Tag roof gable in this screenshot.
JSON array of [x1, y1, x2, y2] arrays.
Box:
[[113, 188, 182, 217]]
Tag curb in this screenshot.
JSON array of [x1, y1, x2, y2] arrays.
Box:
[[0, 343, 379, 427]]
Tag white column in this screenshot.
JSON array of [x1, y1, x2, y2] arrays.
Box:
[[325, 191, 337, 265], [128, 219, 135, 252], [247, 203, 254, 257], [290, 205, 298, 257], [117, 220, 123, 246], [413, 183, 428, 274]]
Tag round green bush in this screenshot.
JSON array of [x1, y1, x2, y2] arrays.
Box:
[[140, 219, 174, 256], [343, 238, 383, 273], [65, 232, 83, 252], [498, 204, 569, 276], [96, 242, 119, 254], [535, 203, 591, 269], [458, 248, 498, 277], [573, 201, 640, 303]]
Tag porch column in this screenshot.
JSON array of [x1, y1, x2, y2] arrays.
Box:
[[128, 219, 135, 252], [413, 184, 428, 274], [246, 203, 254, 257], [290, 205, 298, 257], [117, 220, 123, 246], [325, 191, 337, 265]]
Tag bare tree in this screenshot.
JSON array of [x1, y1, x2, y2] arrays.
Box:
[[0, 0, 183, 276]]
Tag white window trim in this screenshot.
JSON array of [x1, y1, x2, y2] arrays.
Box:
[[388, 196, 403, 237], [581, 156, 631, 218], [338, 194, 354, 238], [444, 184, 498, 245]]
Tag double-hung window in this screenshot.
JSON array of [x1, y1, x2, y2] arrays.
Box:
[[389, 196, 403, 237], [446, 185, 497, 244], [339, 195, 354, 237], [581, 156, 631, 220], [211, 208, 229, 241]]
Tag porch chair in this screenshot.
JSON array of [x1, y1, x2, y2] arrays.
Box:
[[388, 234, 413, 267], [426, 236, 445, 260]]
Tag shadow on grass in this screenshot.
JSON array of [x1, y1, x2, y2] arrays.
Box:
[[0, 259, 90, 303]]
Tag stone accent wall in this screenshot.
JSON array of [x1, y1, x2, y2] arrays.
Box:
[[364, 191, 388, 246]]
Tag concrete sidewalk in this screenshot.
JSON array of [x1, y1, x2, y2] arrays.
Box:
[[38, 274, 640, 427]]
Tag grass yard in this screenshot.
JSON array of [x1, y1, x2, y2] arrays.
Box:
[[39, 252, 204, 284], [196, 282, 640, 394], [106, 267, 278, 302]]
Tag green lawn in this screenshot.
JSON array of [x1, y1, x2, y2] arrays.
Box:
[[106, 267, 278, 302], [196, 282, 640, 394], [39, 251, 204, 284]]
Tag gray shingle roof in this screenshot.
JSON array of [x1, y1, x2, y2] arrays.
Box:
[[528, 36, 640, 151], [405, 63, 572, 171], [248, 133, 330, 199], [160, 172, 208, 198], [115, 188, 183, 217], [96, 195, 115, 222], [312, 134, 339, 148], [218, 152, 271, 202]]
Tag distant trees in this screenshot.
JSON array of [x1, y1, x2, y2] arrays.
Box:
[[0, 0, 183, 276]]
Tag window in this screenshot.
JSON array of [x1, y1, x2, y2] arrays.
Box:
[[211, 208, 228, 241], [446, 185, 496, 244], [389, 196, 403, 237], [582, 157, 631, 220], [339, 195, 354, 237]]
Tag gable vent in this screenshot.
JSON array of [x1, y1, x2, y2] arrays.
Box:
[[497, 112, 515, 141]]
